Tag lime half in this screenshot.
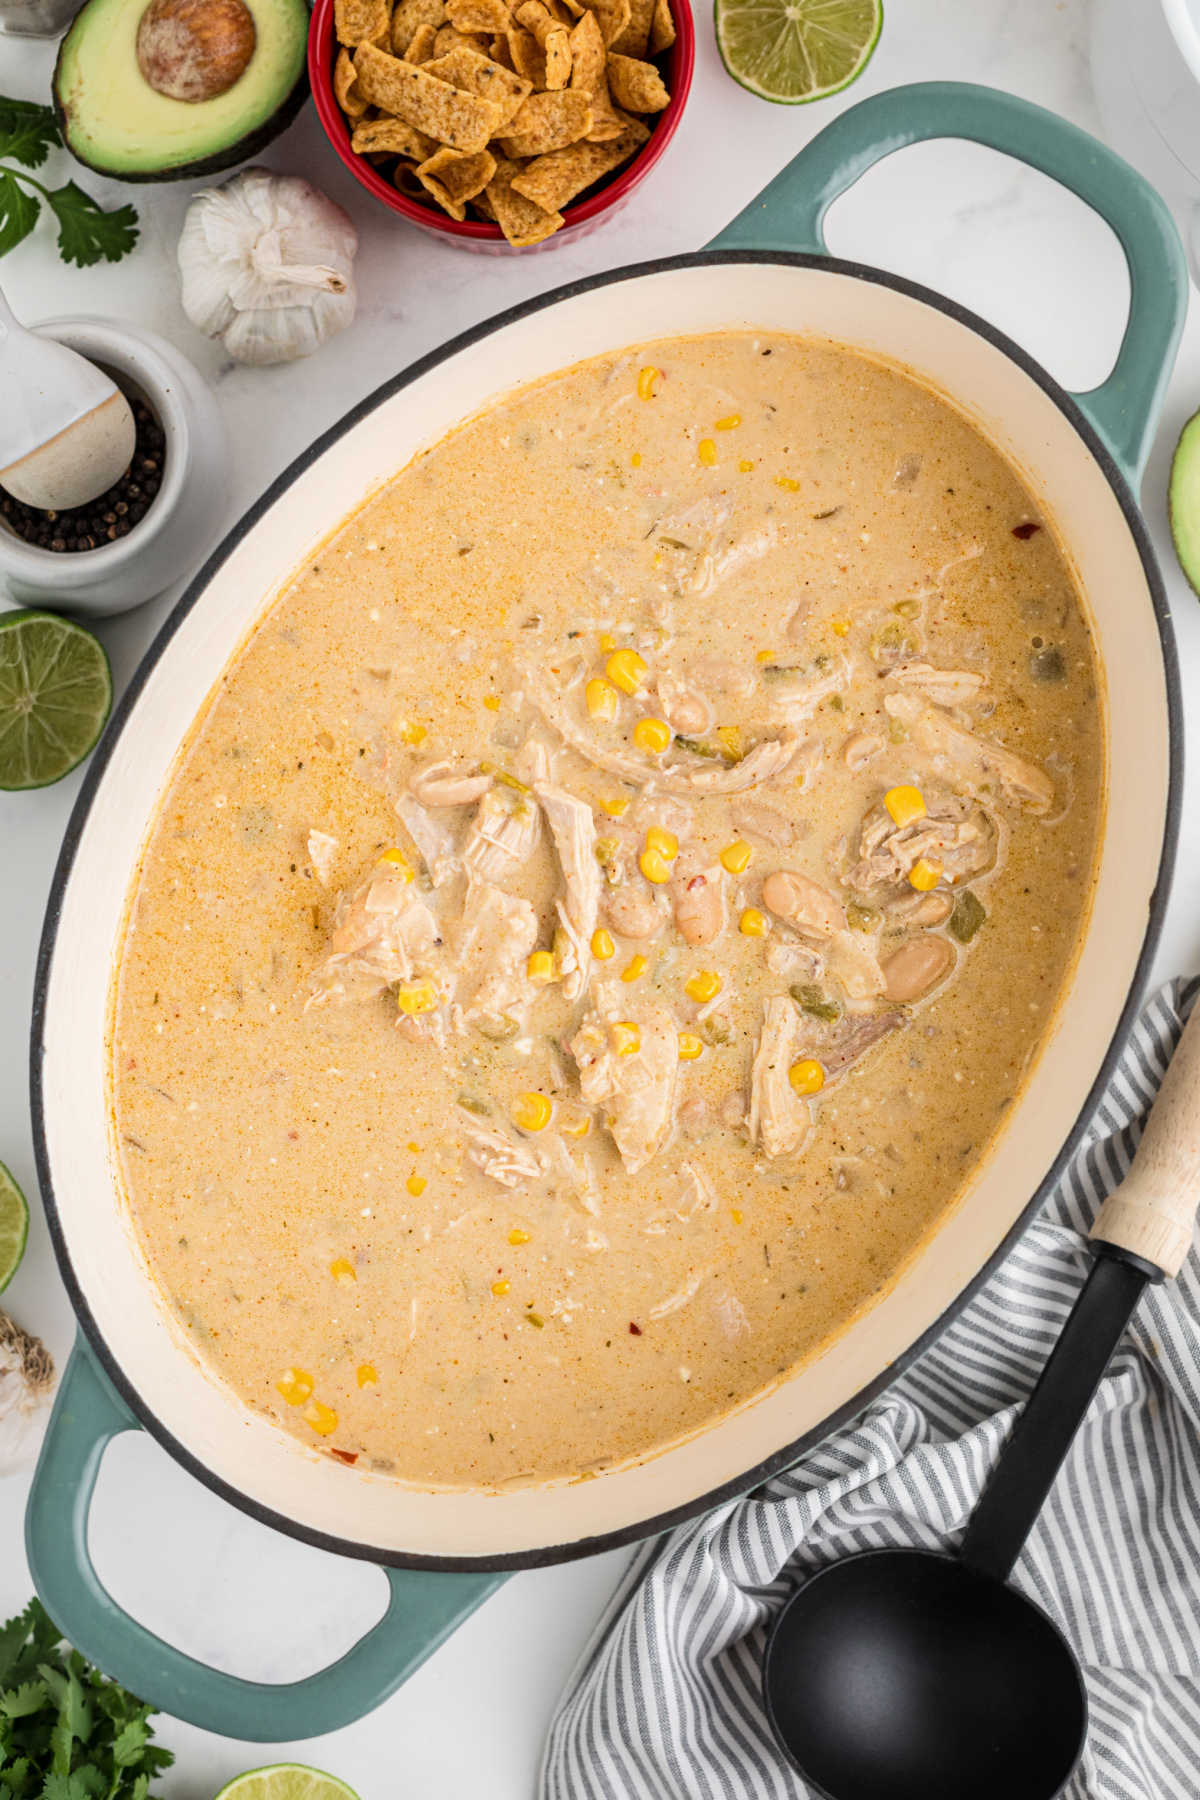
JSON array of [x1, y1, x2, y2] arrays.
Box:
[[216, 1769, 360, 1800], [0, 1163, 29, 1294], [0, 609, 112, 791], [715, 0, 882, 103]]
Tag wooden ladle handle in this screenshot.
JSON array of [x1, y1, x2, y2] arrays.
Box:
[[1091, 996, 1200, 1278]]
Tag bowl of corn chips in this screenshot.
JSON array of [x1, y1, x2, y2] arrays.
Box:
[[309, 0, 692, 248]]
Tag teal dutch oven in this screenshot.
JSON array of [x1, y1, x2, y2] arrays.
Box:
[[27, 82, 1187, 1739]]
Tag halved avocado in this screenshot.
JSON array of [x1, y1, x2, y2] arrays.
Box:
[[1170, 407, 1200, 599], [53, 0, 310, 182]]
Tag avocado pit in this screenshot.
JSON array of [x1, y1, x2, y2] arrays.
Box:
[[136, 0, 256, 102]]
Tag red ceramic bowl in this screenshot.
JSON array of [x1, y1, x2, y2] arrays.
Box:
[[308, 0, 693, 251]]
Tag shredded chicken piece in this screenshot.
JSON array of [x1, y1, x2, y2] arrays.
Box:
[[456, 1108, 544, 1188], [712, 1289, 750, 1342], [749, 996, 812, 1160], [687, 521, 778, 597], [514, 732, 554, 787], [886, 692, 1054, 812], [729, 796, 797, 847], [543, 1133, 599, 1214], [767, 656, 852, 731], [818, 1008, 905, 1078], [452, 880, 537, 1035], [888, 661, 986, 708], [677, 1161, 718, 1219], [570, 979, 677, 1174], [410, 760, 494, 806], [306, 829, 338, 886], [827, 929, 888, 1000], [649, 1266, 709, 1320], [527, 673, 800, 796], [395, 794, 459, 886], [851, 794, 997, 894], [462, 787, 541, 884], [537, 782, 600, 1001], [309, 865, 441, 1003]]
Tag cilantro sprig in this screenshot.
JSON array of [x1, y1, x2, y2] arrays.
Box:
[[0, 97, 137, 267], [0, 1597, 173, 1799]]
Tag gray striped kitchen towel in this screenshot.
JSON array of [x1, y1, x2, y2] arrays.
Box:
[[541, 978, 1200, 1800]]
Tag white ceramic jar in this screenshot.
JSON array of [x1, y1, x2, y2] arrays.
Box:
[[0, 317, 228, 617]]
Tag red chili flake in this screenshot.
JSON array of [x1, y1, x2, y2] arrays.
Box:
[[287, 1130, 299, 1141], [1012, 521, 1042, 540], [629, 1322, 643, 1336], [331, 1448, 358, 1465]]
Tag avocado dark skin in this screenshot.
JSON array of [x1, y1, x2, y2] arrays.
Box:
[[51, 0, 311, 183]]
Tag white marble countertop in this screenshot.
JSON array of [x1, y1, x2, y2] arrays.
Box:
[[4, 0, 1200, 1792]]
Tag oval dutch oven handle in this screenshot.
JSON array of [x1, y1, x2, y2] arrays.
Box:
[[27, 1341, 508, 1741], [709, 79, 1187, 484]]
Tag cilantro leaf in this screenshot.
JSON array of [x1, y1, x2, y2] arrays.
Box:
[[0, 1685, 47, 1723], [0, 169, 37, 257], [42, 180, 138, 268], [0, 98, 59, 170]]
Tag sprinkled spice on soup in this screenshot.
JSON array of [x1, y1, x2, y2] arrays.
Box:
[[110, 331, 1104, 1486]]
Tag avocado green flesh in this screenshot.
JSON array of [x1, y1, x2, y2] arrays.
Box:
[[1170, 408, 1200, 599], [54, 0, 308, 179]]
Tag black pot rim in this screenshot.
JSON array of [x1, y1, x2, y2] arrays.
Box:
[[29, 248, 1183, 1573]]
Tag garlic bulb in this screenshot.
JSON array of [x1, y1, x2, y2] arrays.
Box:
[[178, 168, 357, 367], [0, 1310, 55, 1476]]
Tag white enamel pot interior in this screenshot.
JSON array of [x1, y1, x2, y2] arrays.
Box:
[[34, 257, 1175, 1566]]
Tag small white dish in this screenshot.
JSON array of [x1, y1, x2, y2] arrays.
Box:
[[0, 316, 228, 617]]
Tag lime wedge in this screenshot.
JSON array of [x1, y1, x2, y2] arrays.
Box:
[[715, 0, 882, 103], [216, 1769, 360, 1800], [0, 1163, 29, 1294], [0, 609, 112, 791]]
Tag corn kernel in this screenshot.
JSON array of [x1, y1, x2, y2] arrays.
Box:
[[755, 649, 775, 663], [678, 1031, 704, 1061], [612, 1021, 641, 1056], [885, 784, 926, 827], [831, 617, 851, 637], [276, 1367, 314, 1407], [591, 927, 616, 961], [640, 847, 672, 884], [738, 459, 755, 473], [720, 839, 752, 874], [909, 856, 943, 892], [645, 825, 679, 862], [560, 1107, 592, 1138], [393, 715, 427, 745], [717, 725, 742, 760], [685, 970, 722, 1004], [491, 1279, 511, 1296], [621, 953, 649, 983], [788, 1058, 825, 1096], [631, 452, 643, 469], [715, 414, 741, 431], [356, 1363, 377, 1387], [739, 907, 767, 936], [586, 677, 619, 723], [776, 476, 802, 493], [406, 1172, 427, 1197], [304, 1400, 339, 1437], [599, 631, 616, 652], [407, 1141, 420, 1153], [731, 1207, 744, 1224], [377, 848, 414, 880], [527, 949, 557, 983], [330, 1257, 356, 1285], [598, 794, 629, 817], [606, 648, 648, 695], [698, 439, 717, 467], [637, 366, 661, 401], [512, 1091, 552, 1132], [633, 716, 672, 755], [508, 1227, 532, 1246], [396, 978, 437, 1015], [483, 694, 501, 712]]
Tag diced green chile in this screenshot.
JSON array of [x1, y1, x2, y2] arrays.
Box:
[[790, 983, 843, 1023], [1030, 646, 1066, 682], [949, 890, 987, 944]]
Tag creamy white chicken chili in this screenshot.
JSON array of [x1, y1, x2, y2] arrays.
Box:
[[111, 332, 1104, 1486]]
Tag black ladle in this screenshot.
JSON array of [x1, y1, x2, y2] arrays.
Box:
[[764, 997, 1200, 1800]]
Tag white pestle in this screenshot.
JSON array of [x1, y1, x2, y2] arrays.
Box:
[[0, 286, 137, 513]]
